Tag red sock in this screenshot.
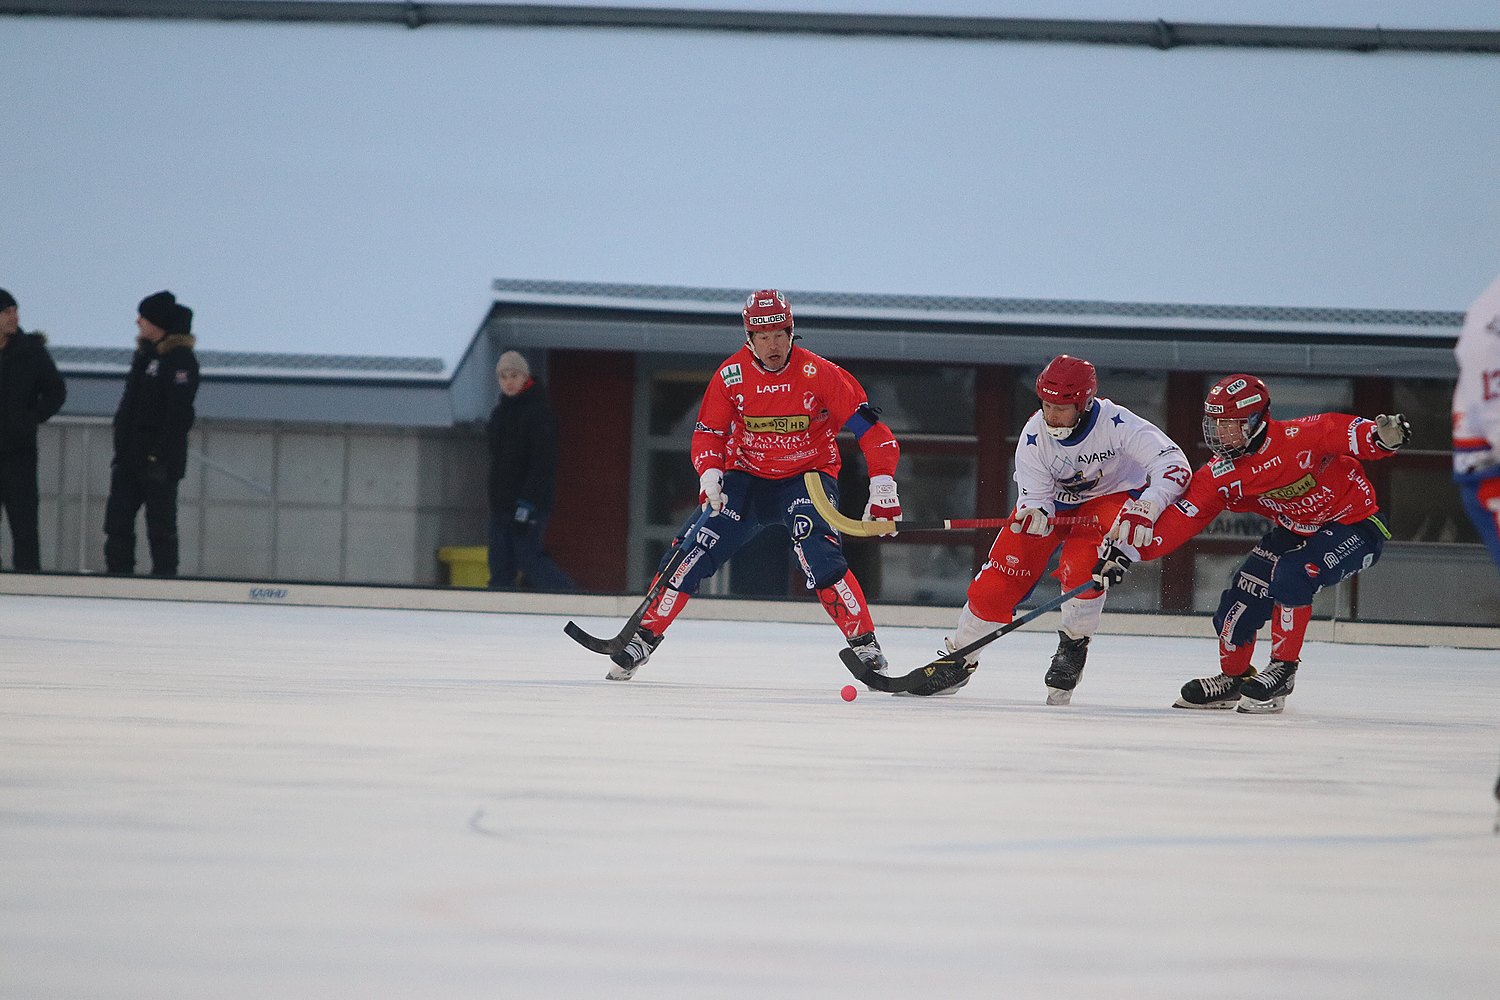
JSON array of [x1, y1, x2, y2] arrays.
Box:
[[1269, 604, 1311, 662], [640, 586, 690, 638], [1219, 639, 1256, 677], [816, 572, 877, 640]]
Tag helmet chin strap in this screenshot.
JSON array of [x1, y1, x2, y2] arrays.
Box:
[[747, 333, 795, 374]]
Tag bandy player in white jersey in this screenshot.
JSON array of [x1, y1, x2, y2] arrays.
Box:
[[936, 355, 1190, 702], [1453, 270, 1500, 571]]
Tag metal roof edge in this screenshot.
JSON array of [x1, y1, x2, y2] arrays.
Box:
[[489, 278, 1464, 338], [6, 3, 1500, 54]]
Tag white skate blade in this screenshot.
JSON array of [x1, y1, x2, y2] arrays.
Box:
[[1172, 696, 1239, 710], [1045, 687, 1073, 706], [1235, 694, 1286, 714]]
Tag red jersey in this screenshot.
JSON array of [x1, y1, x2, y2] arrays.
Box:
[[690, 344, 899, 480], [1145, 413, 1394, 557]]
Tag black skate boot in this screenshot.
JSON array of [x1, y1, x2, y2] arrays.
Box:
[[606, 629, 663, 681], [1173, 666, 1257, 710], [1236, 659, 1297, 714], [847, 632, 891, 691], [897, 638, 975, 697], [1044, 630, 1090, 706]]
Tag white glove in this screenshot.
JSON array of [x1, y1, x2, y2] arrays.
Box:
[[1374, 413, 1411, 451], [1009, 505, 1052, 536], [1107, 498, 1159, 549], [863, 475, 902, 521], [699, 468, 725, 513]]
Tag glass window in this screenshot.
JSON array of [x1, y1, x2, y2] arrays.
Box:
[[1386, 465, 1477, 543], [1266, 376, 1353, 419], [1391, 378, 1455, 451], [874, 542, 974, 606], [840, 363, 975, 435], [649, 364, 716, 437]]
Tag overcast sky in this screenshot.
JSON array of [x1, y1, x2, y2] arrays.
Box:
[[4, 6, 1498, 366]]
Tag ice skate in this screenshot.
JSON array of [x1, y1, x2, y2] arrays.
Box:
[[1236, 659, 1297, 714], [1044, 630, 1090, 705], [606, 629, 662, 681], [847, 632, 891, 691], [894, 638, 974, 697], [1173, 666, 1256, 709]]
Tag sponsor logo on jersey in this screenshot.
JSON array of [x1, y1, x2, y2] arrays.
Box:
[[757, 383, 791, 394], [791, 513, 814, 540], [1073, 449, 1117, 466], [803, 362, 817, 377], [1174, 499, 1200, 517], [721, 364, 743, 387], [1260, 474, 1317, 501], [1210, 457, 1236, 477], [1250, 455, 1282, 474], [1304, 562, 1321, 579], [743, 414, 811, 434], [982, 559, 1029, 578]]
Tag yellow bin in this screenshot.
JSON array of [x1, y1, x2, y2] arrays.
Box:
[[438, 546, 490, 588]]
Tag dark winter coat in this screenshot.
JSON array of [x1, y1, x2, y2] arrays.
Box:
[[112, 333, 200, 480], [487, 379, 560, 514], [0, 328, 67, 453]]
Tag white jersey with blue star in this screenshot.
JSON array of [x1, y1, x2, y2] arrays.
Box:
[[1014, 397, 1191, 513]]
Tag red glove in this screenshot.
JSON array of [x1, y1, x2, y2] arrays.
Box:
[[863, 475, 902, 521], [1106, 498, 1159, 548]]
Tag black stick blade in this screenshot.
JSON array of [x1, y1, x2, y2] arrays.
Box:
[[564, 620, 629, 655], [838, 647, 970, 695]]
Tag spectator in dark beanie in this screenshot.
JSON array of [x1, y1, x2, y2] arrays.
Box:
[[104, 290, 200, 576], [487, 350, 576, 591], [0, 288, 67, 571]]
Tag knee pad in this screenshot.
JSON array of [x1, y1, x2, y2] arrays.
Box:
[[1213, 569, 1274, 649], [1268, 560, 1320, 608]]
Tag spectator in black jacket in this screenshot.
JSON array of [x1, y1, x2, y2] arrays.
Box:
[[487, 350, 576, 590], [0, 288, 67, 572], [104, 290, 200, 576]]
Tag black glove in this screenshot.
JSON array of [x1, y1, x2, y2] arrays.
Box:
[[1092, 542, 1133, 590]]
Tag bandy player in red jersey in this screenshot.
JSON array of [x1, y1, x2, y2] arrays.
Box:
[[605, 289, 903, 681], [1093, 373, 1411, 713]]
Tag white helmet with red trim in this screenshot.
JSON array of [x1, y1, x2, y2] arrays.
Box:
[[1202, 373, 1271, 459]]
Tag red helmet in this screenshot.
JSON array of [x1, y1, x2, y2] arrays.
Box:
[[1035, 355, 1097, 410], [1202, 373, 1271, 459], [742, 289, 794, 338]]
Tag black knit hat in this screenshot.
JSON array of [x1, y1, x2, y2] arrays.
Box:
[[138, 290, 178, 331], [0, 288, 15, 312], [171, 304, 193, 337]]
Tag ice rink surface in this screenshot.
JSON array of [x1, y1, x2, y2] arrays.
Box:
[[3, 594, 1498, 999]]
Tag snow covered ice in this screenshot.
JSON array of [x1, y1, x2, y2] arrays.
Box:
[[3, 594, 1498, 999]]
